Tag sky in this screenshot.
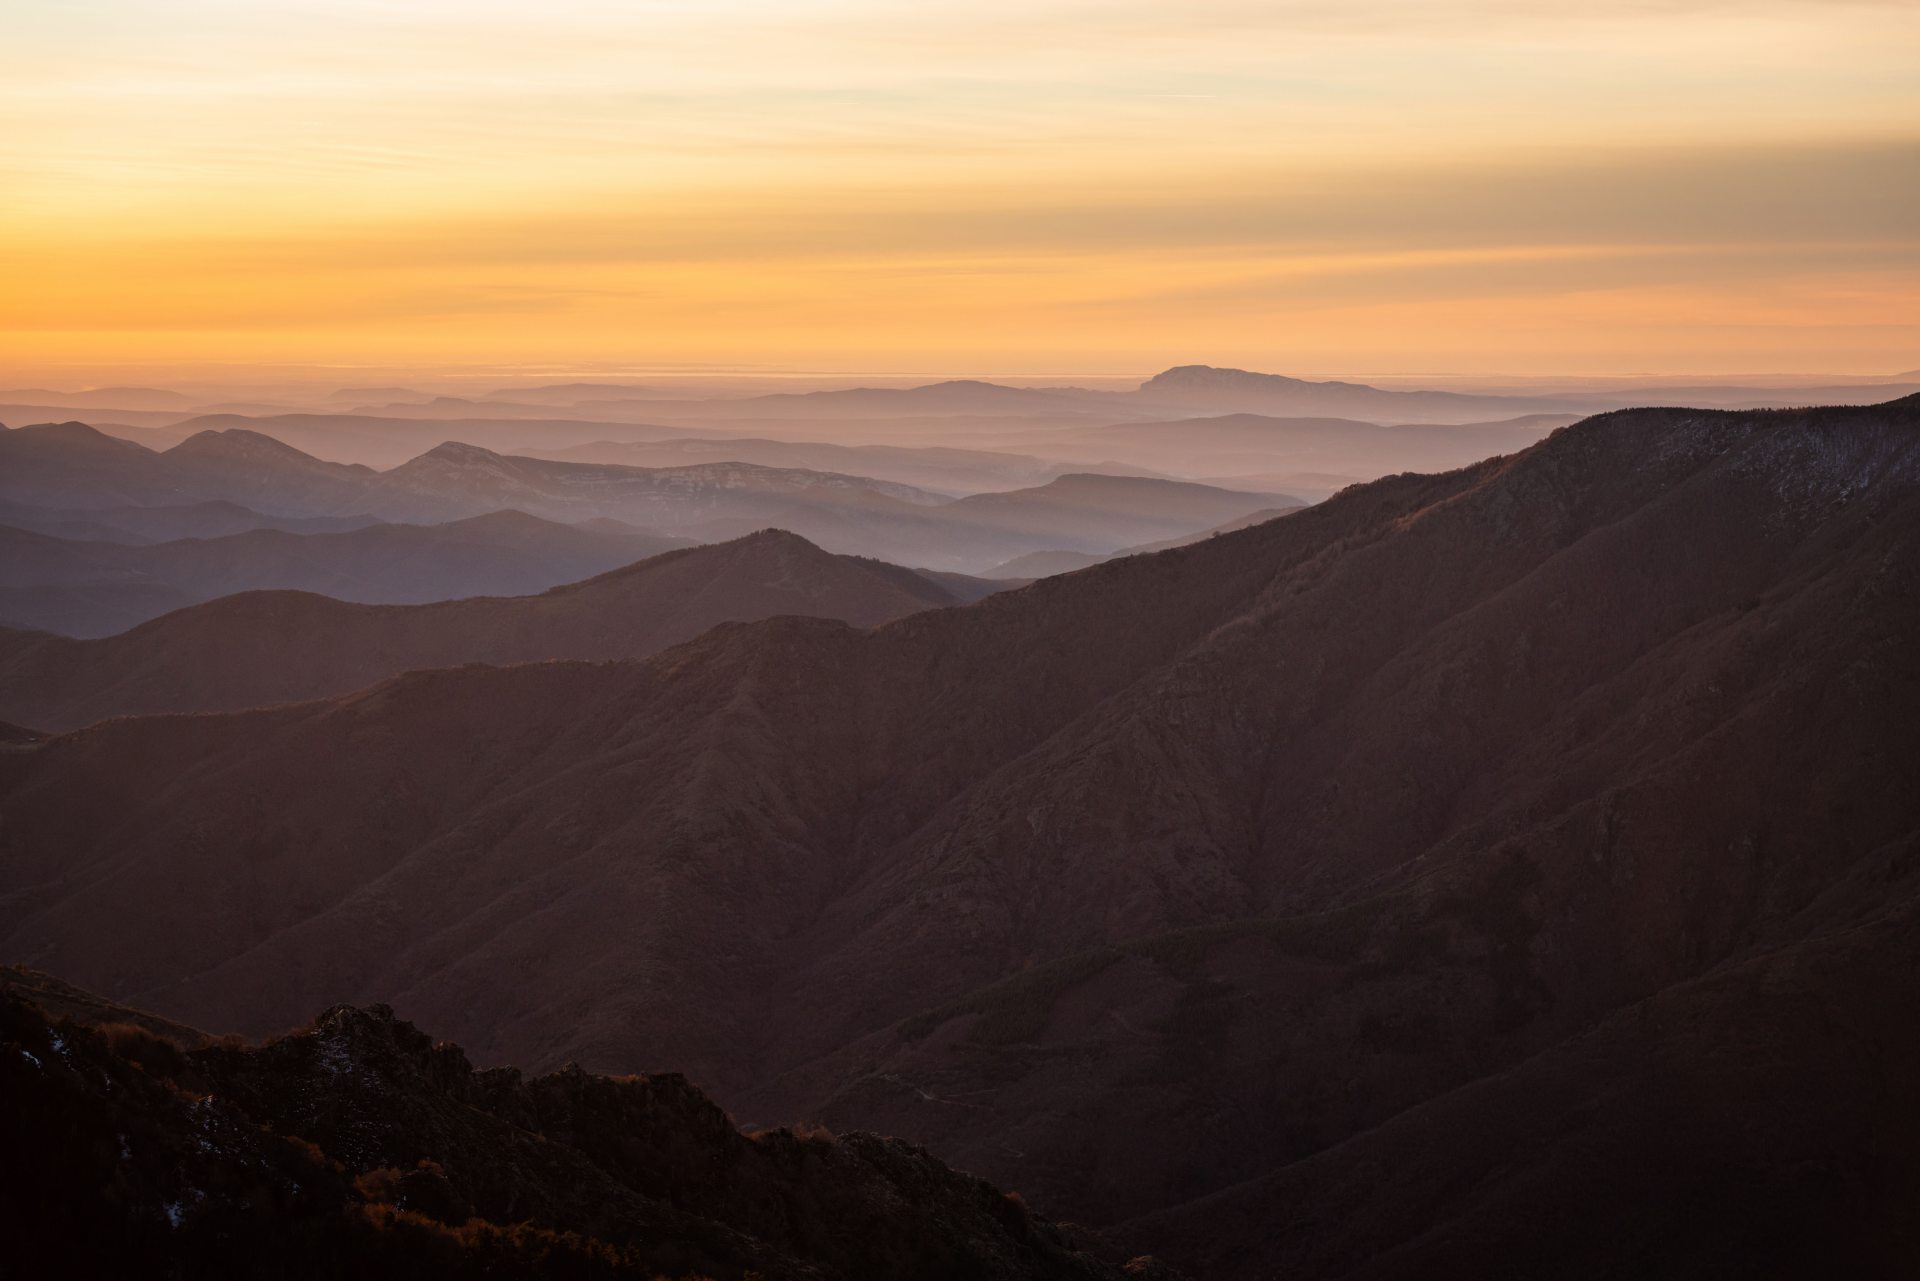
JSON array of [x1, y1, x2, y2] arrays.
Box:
[[3, 0, 1917, 379]]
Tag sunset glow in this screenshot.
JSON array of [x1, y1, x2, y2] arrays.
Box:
[[5, 0, 1917, 376]]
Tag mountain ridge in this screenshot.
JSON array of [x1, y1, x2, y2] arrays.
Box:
[[3, 396, 1916, 1278], [0, 529, 990, 730]]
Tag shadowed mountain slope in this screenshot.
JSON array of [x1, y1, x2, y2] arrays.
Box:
[[1, 397, 1915, 1276], [0, 530, 981, 730]]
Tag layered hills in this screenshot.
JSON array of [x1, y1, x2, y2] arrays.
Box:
[[0, 423, 1286, 571], [0, 497, 380, 544], [0, 530, 989, 730], [157, 411, 733, 467], [523, 434, 1109, 495], [470, 367, 1587, 426], [2, 396, 1915, 1275]]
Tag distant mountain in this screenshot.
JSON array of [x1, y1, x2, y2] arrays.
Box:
[[1039, 411, 1577, 481], [481, 381, 667, 403], [163, 412, 730, 467], [2, 397, 1912, 1277], [65, 420, 196, 451], [984, 504, 1304, 577], [0, 498, 378, 544], [1192, 470, 1365, 502], [1553, 380, 1920, 411], [0, 529, 993, 730], [0, 421, 166, 508], [0, 403, 201, 429], [371, 440, 943, 519], [0, 422, 377, 513], [0, 982, 1154, 1280], [0, 510, 694, 637], [161, 427, 383, 510], [324, 385, 426, 402], [0, 386, 193, 408], [1133, 365, 1588, 422], [585, 366, 1585, 426], [0, 426, 1276, 571], [526, 435, 1078, 495], [938, 473, 1283, 551], [627, 379, 1105, 421], [366, 445, 1279, 570]]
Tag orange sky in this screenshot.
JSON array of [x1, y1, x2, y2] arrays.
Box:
[[4, 0, 1917, 378]]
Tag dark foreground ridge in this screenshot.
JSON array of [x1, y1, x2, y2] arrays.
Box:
[[0, 977, 1169, 1280]]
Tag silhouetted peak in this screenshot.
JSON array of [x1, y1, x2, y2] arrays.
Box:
[[12, 420, 142, 450], [441, 508, 563, 533], [731, 526, 819, 548], [920, 379, 1022, 392], [415, 440, 504, 464], [168, 428, 324, 463], [1041, 471, 1236, 493]]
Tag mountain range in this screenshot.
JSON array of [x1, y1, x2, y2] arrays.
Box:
[[0, 422, 1288, 572], [520, 435, 1130, 495], [437, 367, 1590, 426], [2, 395, 1913, 1275], [156, 411, 735, 466]]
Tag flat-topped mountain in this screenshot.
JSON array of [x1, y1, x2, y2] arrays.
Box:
[[1132, 365, 1587, 421], [1033, 410, 1578, 480]]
